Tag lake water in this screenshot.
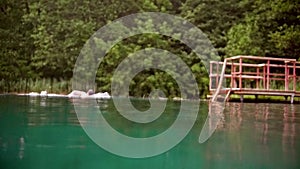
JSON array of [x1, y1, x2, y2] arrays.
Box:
[[0, 95, 299, 169]]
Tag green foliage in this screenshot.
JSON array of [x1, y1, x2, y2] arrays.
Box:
[[225, 0, 300, 59], [0, 0, 35, 82], [0, 0, 299, 97], [180, 0, 254, 57]]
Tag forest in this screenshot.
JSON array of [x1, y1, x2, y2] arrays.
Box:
[[0, 0, 299, 98]]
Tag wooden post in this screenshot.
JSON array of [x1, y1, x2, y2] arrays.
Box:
[[263, 65, 266, 89], [239, 57, 242, 89], [266, 60, 270, 90], [231, 61, 234, 88], [285, 62, 289, 91], [216, 62, 219, 89], [233, 65, 237, 88], [256, 67, 259, 89], [209, 62, 212, 90], [293, 61, 296, 91]]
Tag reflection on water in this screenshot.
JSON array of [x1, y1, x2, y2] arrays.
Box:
[[199, 101, 225, 143], [18, 137, 24, 160], [220, 103, 300, 168], [226, 103, 298, 148], [0, 95, 299, 169], [26, 96, 79, 126]]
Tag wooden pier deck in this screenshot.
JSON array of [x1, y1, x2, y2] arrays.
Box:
[[209, 56, 300, 103]]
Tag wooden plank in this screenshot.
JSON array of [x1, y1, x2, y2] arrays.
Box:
[[209, 61, 300, 68], [210, 61, 300, 67], [233, 91, 295, 96], [210, 74, 263, 79], [239, 75, 263, 79], [228, 55, 296, 62], [236, 88, 295, 92]]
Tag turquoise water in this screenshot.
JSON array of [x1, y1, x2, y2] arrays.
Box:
[[0, 95, 299, 169]]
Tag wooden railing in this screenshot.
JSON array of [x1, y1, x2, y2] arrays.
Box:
[[209, 56, 300, 92]]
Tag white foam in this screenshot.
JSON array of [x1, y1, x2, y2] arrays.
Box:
[[18, 90, 111, 99], [28, 92, 39, 96]]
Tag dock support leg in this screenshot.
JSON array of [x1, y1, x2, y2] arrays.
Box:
[[240, 95, 244, 102], [225, 90, 231, 102], [291, 94, 294, 104], [255, 95, 258, 101]]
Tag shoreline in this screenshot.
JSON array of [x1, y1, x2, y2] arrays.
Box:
[[0, 92, 199, 101], [1, 92, 299, 104]]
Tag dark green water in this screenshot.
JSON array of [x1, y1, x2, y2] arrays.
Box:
[[0, 95, 299, 169]]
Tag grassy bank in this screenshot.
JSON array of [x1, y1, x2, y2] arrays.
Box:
[[0, 78, 72, 94]]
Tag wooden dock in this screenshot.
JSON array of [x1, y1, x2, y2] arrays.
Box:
[[209, 56, 300, 103]]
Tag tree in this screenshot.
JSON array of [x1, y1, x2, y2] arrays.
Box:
[[226, 0, 300, 60], [0, 0, 34, 91], [180, 0, 255, 57]]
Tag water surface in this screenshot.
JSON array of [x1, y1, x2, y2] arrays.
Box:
[[0, 95, 299, 169]]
